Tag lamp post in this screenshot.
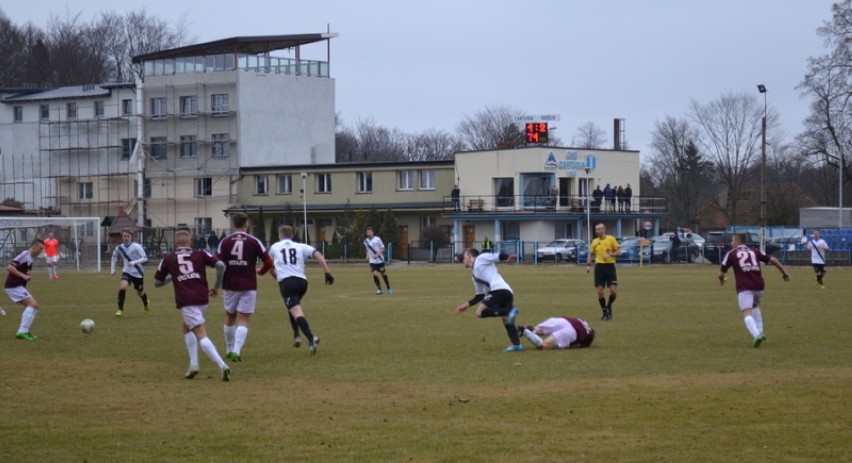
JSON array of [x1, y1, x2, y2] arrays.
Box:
[[300, 172, 308, 243], [585, 167, 592, 244], [757, 84, 767, 252]]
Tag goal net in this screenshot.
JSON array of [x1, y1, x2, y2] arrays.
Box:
[[0, 217, 103, 272]]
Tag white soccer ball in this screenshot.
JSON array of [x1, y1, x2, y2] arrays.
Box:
[[801, 236, 809, 244], [80, 318, 96, 334]]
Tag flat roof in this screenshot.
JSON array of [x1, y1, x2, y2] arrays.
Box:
[[132, 33, 338, 63]]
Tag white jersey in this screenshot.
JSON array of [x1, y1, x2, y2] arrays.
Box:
[[806, 238, 829, 265], [470, 252, 513, 295], [111, 241, 148, 278], [364, 236, 385, 263], [268, 238, 318, 281]]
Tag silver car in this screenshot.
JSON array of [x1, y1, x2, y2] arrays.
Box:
[[536, 239, 585, 262]]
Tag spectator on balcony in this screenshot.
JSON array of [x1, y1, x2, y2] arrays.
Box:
[[624, 183, 633, 212], [603, 184, 616, 212], [451, 185, 461, 211], [592, 185, 604, 212], [616, 185, 626, 212]]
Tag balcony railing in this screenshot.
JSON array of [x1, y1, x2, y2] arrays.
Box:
[[443, 194, 667, 215]]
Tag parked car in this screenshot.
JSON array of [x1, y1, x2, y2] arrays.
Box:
[[703, 231, 781, 264], [536, 239, 585, 262], [574, 242, 589, 264], [650, 232, 702, 263], [619, 238, 652, 263], [769, 236, 802, 251]]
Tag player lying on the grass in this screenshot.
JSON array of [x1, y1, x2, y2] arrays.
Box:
[[516, 316, 595, 350]]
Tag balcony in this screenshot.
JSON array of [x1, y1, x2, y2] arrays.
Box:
[[443, 194, 667, 216]]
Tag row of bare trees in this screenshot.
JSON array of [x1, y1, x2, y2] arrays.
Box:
[[0, 8, 186, 87]]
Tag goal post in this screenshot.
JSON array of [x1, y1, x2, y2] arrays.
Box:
[[0, 217, 102, 272]]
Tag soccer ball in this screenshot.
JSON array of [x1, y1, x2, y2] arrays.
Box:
[[80, 318, 96, 334]]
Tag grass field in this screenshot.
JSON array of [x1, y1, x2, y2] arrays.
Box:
[[0, 262, 850, 462]]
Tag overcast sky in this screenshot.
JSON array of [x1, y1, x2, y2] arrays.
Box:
[[2, 1, 838, 159]]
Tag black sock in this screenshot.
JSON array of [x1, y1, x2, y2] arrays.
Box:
[[479, 307, 512, 318], [118, 289, 126, 310], [383, 274, 391, 289], [504, 323, 521, 345], [140, 293, 148, 306], [607, 294, 617, 309], [289, 313, 300, 337], [373, 276, 381, 289], [295, 316, 314, 342], [599, 297, 606, 310]]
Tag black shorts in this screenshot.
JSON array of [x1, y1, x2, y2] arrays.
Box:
[[121, 273, 145, 292], [482, 289, 514, 310], [812, 264, 826, 273], [278, 277, 308, 309], [370, 263, 386, 273], [593, 264, 618, 287]]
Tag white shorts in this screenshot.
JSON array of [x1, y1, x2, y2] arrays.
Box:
[[223, 290, 257, 315], [180, 305, 208, 330], [536, 317, 578, 349], [45, 256, 59, 264], [737, 291, 763, 311], [5, 286, 33, 303]]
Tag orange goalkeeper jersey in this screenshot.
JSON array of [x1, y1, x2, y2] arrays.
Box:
[[44, 238, 60, 258]]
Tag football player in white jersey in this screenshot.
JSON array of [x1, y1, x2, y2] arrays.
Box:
[[364, 227, 392, 295], [111, 228, 150, 317], [267, 225, 334, 354], [454, 247, 523, 352]]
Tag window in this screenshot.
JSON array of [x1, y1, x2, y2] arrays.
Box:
[[419, 170, 436, 190], [179, 135, 197, 159], [195, 217, 212, 235], [502, 221, 520, 241], [255, 175, 269, 195], [121, 138, 136, 160], [67, 102, 77, 119], [494, 178, 515, 207], [398, 170, 415, 190], [422, 216, 438, 228], [316, 173, 332, 193], [179, 96, 197, 118], [94, 101, 104, 117], [134, 178, 152, 198], [40, 104, 49, 121], [150, 136, 167, 160], [150, 97, 167, 119], [13, 106, 23, 122], [211, 94, 229, 116], [277, 174, 292, 194], [195, 177, 212, 197], [78, 182, 93, 199], [356, 171, 372, 193], [212, 133, 229, 157], [121, 99, 133, 115]]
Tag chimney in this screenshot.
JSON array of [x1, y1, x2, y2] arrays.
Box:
[[613, 118, 625, 150]]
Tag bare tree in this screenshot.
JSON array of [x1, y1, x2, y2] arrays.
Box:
[[456, 104, 525, 150], [797, 0, 852, 208], [645, 116, 715, 229], [571, 121, 607, 149], [690, 91, 776, 225], [404, 129, 464, 161]]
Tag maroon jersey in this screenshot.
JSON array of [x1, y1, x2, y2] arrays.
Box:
[[720, 244, 770, 292], [5, 250, 34, 288], [217, 231, 267, 291], [155, 247, 219, 308], [564, 316, 595, 348]]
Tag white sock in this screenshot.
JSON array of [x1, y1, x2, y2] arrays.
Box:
[[522, 328, 543, 348], [752, 308, 764, 335], [18, 307, 37, 333], [743, 316, 761, 338], [184, 332, 199, 368], [223, 324, 236, 352], [234, 326, 248, 355], [199, 336, 227, 368]]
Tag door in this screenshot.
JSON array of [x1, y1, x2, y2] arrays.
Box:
[[317, 225, 326, 244], [463, 225, 476, 249], [398, 225, 409, 257]]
